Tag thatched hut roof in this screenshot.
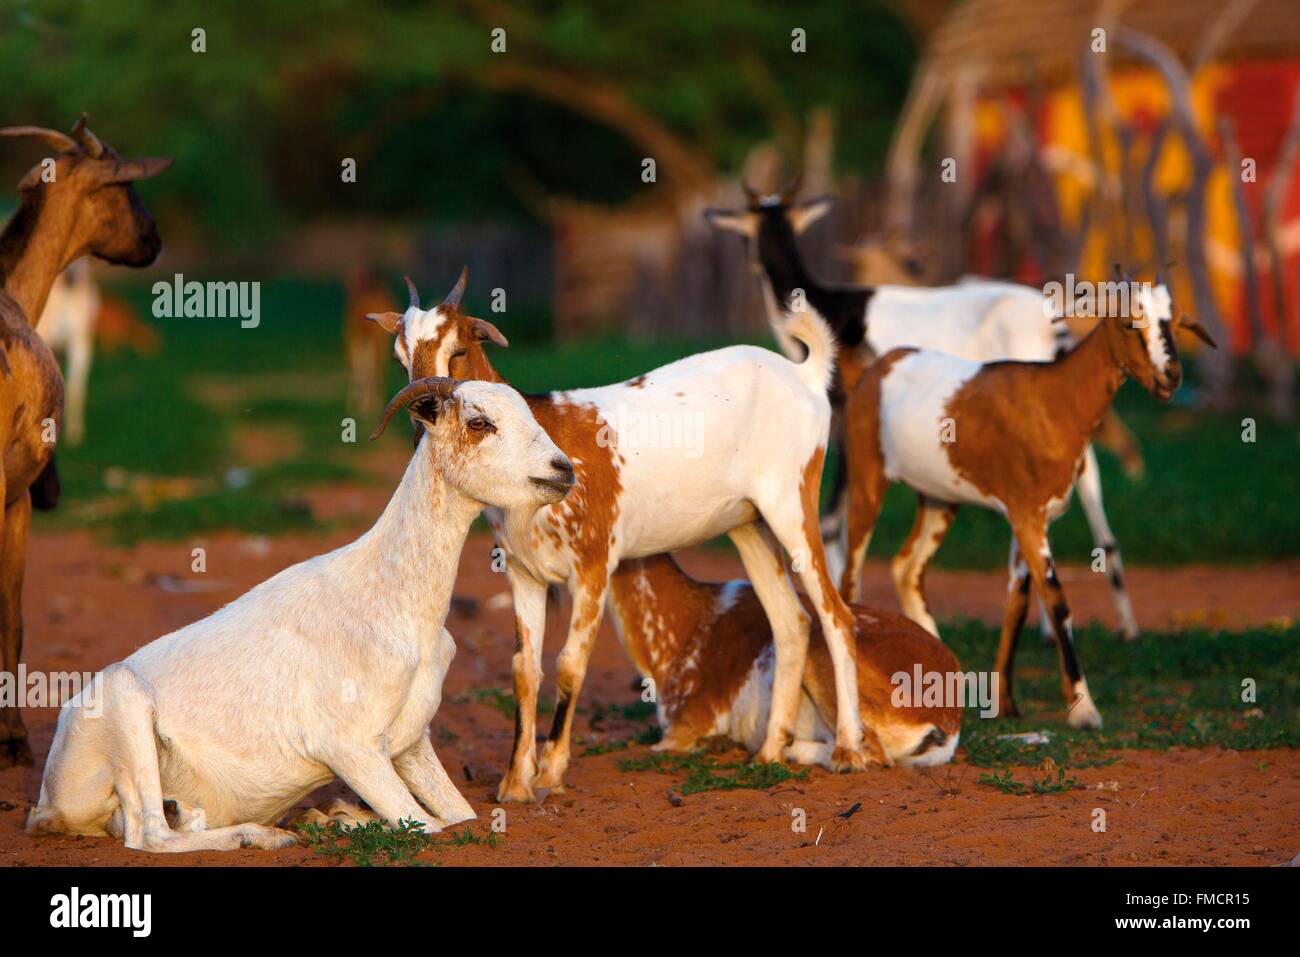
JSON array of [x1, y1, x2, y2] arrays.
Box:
[[922, 0, 1300, 91]]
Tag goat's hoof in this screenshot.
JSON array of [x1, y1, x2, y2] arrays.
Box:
[[0, 735, 33, 770], [496, 776, 537, 805], [830, 746, 869, 773], [240, 825, 299, 850], [1117, 627, 1140, 644], [533, 759, 568, 791], [1066, 700, 1103, 730]]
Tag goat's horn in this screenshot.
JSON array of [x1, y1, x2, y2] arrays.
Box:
[[741, 179, 760, 203], [70, 113, 106, 158], [1179, 316, 1219, 349], [404, 275, 420, 310], [371, 376, 458, 440], [0, 125, 79, 153], [778, 172, 802, 202], [443, 266, 469, 309]]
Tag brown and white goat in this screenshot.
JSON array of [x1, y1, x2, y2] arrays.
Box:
[[0, 116, 170, 766], [840, 299, 1216, 727], [368, 270, 873, 803], [607, 553, 962, 767]]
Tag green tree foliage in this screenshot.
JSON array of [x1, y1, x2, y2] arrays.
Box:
[[0, 0, 916, 247]]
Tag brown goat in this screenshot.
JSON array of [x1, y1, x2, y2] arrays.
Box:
[[0, 116, 170, 766], [344, 264, 400, 416], [841, 300, 1216, 728]]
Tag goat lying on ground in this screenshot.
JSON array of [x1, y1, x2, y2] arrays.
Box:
[[28, 377, 574, 851], [0, 116, 170, 767], [706, 184, 1146, 641], [368, 270, 873, 803], [840, 304, 1216, 727], [36, 259, 99, 446], [608, 554, 961, 767]]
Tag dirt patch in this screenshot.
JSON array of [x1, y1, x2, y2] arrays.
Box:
[[2, 503, 1298, 866]]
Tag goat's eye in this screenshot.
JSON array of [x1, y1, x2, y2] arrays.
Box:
[[451, 349, 467, 359], [467, 416, 492, 432]]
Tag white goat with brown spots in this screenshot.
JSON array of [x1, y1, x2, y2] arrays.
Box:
[[840, 300, 1216, 728], [367, 270, 875, 803], [28, 377, 574, 851]]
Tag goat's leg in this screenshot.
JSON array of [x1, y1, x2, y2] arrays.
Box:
[[839, 398, 891, 602], [1012, 517, 1103, 729], [98, 665, 296, 852], [323, 743, 436, 829], [395, 735, 476, 826], [819, 434, 850, 583], [0, 491, 33, 769], [756, 468, 870, 771], [728, 522, 811, 765], [1076, 444, 1139, 641], [535, 572, 611, 791], [497, 568, 548, 803], [993, 538, 1032, 718], [890, 495, 957, 637]]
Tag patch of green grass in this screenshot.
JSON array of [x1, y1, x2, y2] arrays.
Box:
[[463, 687, 554, 719], [297, 818, 432, 867], [947, 619, 1300, 770], [617, 749, 808, 795]]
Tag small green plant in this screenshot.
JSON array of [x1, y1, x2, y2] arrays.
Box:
[[297, 818, 432, 867], [978, 768, 1028, 795], [443, 827, 500, 849], [618, 749, 808, 795], [978, 765, 1079, 797]]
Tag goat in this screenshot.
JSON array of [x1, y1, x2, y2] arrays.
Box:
[[0, 116, 170, 767], [367, 270, 875, 804], [36, 258, 99, 445], [344, 263, 399, 416], [27, 376, 575, 851], [839, 301, 1217, 727], [607, 553, 962, 767], [705, 184, 1147, 641]]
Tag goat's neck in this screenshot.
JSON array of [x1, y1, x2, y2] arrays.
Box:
[[357, 443, 481, 629], [1040, 326, 1126, 448], [0, 191, 75, 324], [755, 227, 818, 321], [606, 555, 713, 688]]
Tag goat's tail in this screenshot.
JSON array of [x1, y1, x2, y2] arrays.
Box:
[[777, 304, 838, 396]]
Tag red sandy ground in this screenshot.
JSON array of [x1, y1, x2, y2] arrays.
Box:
[[1, 474, 1297, 867]]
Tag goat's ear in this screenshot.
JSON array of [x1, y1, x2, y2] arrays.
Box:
[[471, 317, 509, 348], [788, 195, 834, 234], [365, 311, 403, 335], [704, 207, 757, 238], [92, 156, 173, 185], [406, 395, 444, 430]]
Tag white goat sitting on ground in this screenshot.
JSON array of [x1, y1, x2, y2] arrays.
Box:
[[36, 258, 99, 446], [27, 376, 574, 852]]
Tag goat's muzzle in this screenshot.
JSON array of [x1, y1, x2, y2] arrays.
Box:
[[371, 376, 458, 440]]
